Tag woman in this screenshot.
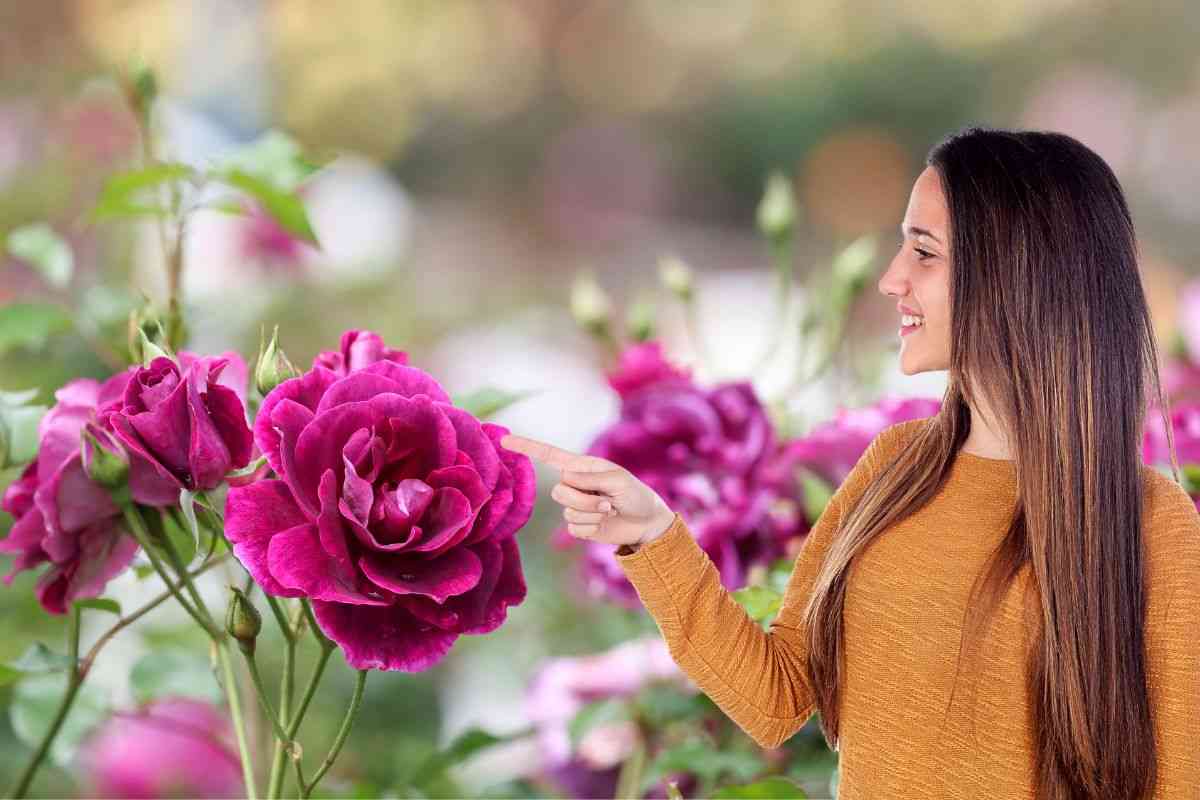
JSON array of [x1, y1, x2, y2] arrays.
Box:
[[500, 127, 1200, 799]]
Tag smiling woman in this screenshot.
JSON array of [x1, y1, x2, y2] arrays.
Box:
[[567, 127, 1200, 800]]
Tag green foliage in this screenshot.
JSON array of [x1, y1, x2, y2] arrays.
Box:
[[451, 387, 539, 421], [0, 304, 72, 356], [640, 740, 766, 796], [129, 648, 223, 705], [90, 162, 195, 221], [567, 696, 631, 750], [6, 223, 73, 289], [0, 388, 47, 468], [9, 672, 108, 766], [72, 598, 121, 617], [732, 585, 783, 623], [712, 776, 809, 798], [216, 169, 320, 245]]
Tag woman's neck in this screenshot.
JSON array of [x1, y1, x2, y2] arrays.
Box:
[[962, 396, 1013, 460]]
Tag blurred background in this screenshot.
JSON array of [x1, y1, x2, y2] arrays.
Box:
[[2, 1, 1198, 798]]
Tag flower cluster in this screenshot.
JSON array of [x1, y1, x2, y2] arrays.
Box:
[[225, 329, 535, 671], [1, 351, 252, 613], [556, 340, 941, 606]]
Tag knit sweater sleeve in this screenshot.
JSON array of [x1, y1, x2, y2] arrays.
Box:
[[1144, 474, 1200, 799], [613, 419, 918, 749]]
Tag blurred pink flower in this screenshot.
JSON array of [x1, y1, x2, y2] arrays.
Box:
[[524, 636, 696, 799], [77, 697, 242, 799], [312, 329, 409, 376], [604, 340, 693, 399], [760, 395, 943, 490]]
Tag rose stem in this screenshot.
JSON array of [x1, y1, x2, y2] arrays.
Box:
[[300, 669, 368, 798], [6, 554, 229, 799], [266, 601, 299, 799]]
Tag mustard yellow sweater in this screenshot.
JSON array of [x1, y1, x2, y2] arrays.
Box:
[[614, 417, 1200, 799]]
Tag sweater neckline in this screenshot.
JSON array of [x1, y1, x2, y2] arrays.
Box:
[[954, 448, 1019, 490]]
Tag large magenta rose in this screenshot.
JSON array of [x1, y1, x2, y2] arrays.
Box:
[[105, 352, 253, 505], [0, 373, 139, 613], [224, 341, 535, 671]]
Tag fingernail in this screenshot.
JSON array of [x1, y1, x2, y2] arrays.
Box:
[[599, 501, 611, 512]]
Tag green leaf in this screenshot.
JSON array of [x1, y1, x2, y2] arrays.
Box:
[[567, 697, 630, 750], [90, 162, 194, 221], [451, 387, 539, 421], [134, 563, 156, 580], [408, 726, 525, 787], [73, 598, 122, 616], [178, 488, 201, 552], [0, 663, 21, 687], [10, 642, 74, 673], [0, 393, 47, 465], [0, 388, 40, 406], [634, 683, 716, 727], [732, 585, 783, 623], [6, 223, 74, 288], [215, 168, 319, 246], [1181, 464, 1200, 495], [130, 649, 223, 704], [640, 742, 766, 795], [800, 472, 833, 522], [712, 776, 809, 799], [0, 303, 72, 355], [10, 672, 109, 766], [215, 129, 328, 191]]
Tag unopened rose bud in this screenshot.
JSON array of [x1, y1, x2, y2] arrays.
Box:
[[831, 234, 877, 298], [119, 56, 159, 124], [255, 325, 299, 397], [225, 587, 262, 656], [81, 423, 129, 490], [657, 255, 693, 301], [570, 272, 613, 338], [756, 170, 796, 244], [625, 297, 656, 342]]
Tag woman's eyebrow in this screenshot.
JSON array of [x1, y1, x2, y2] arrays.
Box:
[[900, 224, 943, 245]]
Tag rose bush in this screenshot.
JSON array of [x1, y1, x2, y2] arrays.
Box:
[[225, 330, 535, 671]]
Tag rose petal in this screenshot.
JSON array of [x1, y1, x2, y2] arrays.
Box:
[[359, 546, 482, 602], [266, 524, 388, 605], [253, 366, 338, 475], [311, 600, 459, 672], [225, 479, 309, 597]]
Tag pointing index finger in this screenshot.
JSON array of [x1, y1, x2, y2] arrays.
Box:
[[499, 434, 581, 470]]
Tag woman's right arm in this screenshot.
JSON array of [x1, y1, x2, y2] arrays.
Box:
[[613, 423, 905, 749]]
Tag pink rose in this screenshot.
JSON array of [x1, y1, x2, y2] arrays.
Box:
[[225, 332, 534, 671], [106, 352, 253, 505]]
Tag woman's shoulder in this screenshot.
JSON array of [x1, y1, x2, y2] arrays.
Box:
[[866, 416, 934, 466], [1140, 465, 1200, 579]]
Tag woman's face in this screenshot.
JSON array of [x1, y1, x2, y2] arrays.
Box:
[[878, 165, 952, 375]]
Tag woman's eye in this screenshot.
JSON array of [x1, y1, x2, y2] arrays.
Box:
[[915, 248, 934, 260]]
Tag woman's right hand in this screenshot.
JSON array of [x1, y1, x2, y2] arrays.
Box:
[[499, 433, 676, 548]]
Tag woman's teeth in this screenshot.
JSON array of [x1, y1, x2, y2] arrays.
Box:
[[902, 314, 925, 327]]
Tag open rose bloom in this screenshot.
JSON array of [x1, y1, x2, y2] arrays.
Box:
[[225, 331, 535, 671]]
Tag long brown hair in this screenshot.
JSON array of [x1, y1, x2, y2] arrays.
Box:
[[801, 127, 1182, 799]]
